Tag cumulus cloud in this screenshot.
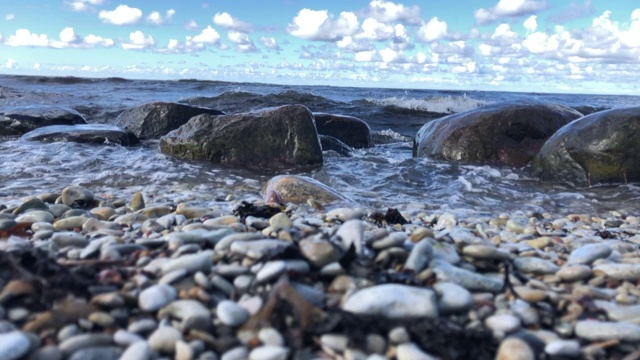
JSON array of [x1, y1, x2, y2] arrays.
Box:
[[5, 29, 51, 47], [147, 9, 175, 25], [5, 14, 15, 21], [357, 18, 394, 40], [191, 26, 221, 44], [160, 25, 223, 53], [99, 5, 142, 25], [213, 12, 252, 33], [121, 31, 155, 50], [5, 58, 16, 69], [4, 27, 113, 48], [260, 36, 281, 52], [524, 15, 537, 33], [475, 0, 547, 25], [365, 0, 421, 25], [65, 0, 104, 12], [288, 9, 359, 41], [389, 24, 412, 50], [417, 17, 448, 42], [228, 31, 258, 52]]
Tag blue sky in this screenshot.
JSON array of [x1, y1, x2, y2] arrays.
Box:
[[0, 0, 639, 94]]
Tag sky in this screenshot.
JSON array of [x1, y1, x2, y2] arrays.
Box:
[[0, 0, 639, 94]]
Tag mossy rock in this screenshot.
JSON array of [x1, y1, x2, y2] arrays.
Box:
[[264, 175, 350, 204]]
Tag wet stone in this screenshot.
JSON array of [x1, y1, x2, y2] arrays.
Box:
[[568, 243, 613, 265], [513, 257, 559, 275], [61, 185, 94, 208], [431, 260, 503, 292], [217, 300, 250, 327]]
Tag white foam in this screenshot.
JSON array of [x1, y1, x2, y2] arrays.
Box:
[[368, 94, 490, 114]]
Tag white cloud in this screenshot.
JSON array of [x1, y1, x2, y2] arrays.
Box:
[[4, 27, 114, 48], [260, 36, 281, 51], [59, 27, 79, 44], [357, 18, 394, 40], [146, 9, 174, 26], [355, 50, 377, 61], [34, 63, 40, 70], [99, 5, 142, 25], [417, 17, 448, 42], [490, 24, 520, 46], [228, 31, 257, 52], [475, 0, 547, 25], [524, 15, 537, 33], [5, 14, 15, 21], [5, 58, 16, 69], [65, 0, 104, 12], [184, 20, 199, 31], [389, 24, 412, 50], [121, 31, 155, 50], [213, 12, 252, 33], [5, 29, 50, 47], [288, 9, 359, 41], [191, 26, 221, 44], [365, 0, 421, 25]]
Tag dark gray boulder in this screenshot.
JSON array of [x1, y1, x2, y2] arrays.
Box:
[[115, 102, 224, 139], [21, 124, 140, 146], [319, 135, 353, 157], [159, 105, 323, 169], [532, 106, 640, 186], [0, 105, 87, 135], [413, 101, 582, 167], [313, 113, 372, 148]]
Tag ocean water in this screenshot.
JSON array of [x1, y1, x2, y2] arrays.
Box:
[[1, 74, 639, 218]]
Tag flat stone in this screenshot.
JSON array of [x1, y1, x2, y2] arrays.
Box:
[[161, 250, 214, 275], [59, 333, 113, 356], [119, 341, 150, 360], [556, 264, 593, 282], [431, 260, 503, 292], [496, 337, 535, 360], [404, 239, 433, 273], [138, 284, 177, 312], [217, 300, 250, 327], [230, 240, 291, 259], [342, 284, 438, 319], [462, 244, 513, 260], [61, 185, 94, 208], [513, 257, 559, 275], [593, 263, 640, 280], [336, 219, 365, 254], [485, 314, 521, 334], [256, 261, 287, 284], [51, 232, 88, 248], [568, 243, 612, 265], [221, 346, 248, 360], [148, 326, 182, 353], [545, 340, 581, 357], [575, 320, 640, 341], [0, 331, 31, 360], [15, 210, 54, 224], [158, 299, 211, 331], [592, 301, 640, 323], [67, 346, 122, 360], [434, 282, 473, 314], [248, 345, 289, 360], [299, 238, 340, 267]]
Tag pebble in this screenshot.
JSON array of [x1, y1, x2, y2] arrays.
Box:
[[51, 232, 88, 248], [158, 299, 211, 331], [61, 185, 94, 207], [593, 263, 640, 280], [431, 260, 503, 292], [67, 346, 122, 360], [120, 341, 150, 360], [545, 340, 581, 357], [485, 314, 521, 335], [230, 240, 291, 259], [495, 337, 535, 360], [434, 282, 473, 313], [556, 264, 593, 282], [462, 244, 513, 260], [175, 340, 194, 360], [221, 346, 248, 360], [513, 257, 559, 275], [404, 239, 433, 273], [138, 284, 177, 312], [336, 219, 365, 254], [217, 300, 250, 327], [299, 237, 340, 267], [0, 331, 31, 360], [575, 320, 640, 341], [148, 326, 182, 353], [15, 210, 54, 224], [258, 328, 284, 346], [396, 343, 437, 360], [342, 284, 438, 319], [248, 345, 289, 360], [269, 212, 292, 230], [161, 250, 214, 275], [256, 261, 287, 283], [568, 243, 613, 265], [58, 333, 113, 355]]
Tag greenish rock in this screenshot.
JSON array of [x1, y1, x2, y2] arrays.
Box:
[[532, 106, 640, 186], [0, 105, 87, 136], [313, 113, 372, 148], [159, 105, 323, 169], [11, 198, 49, 215], [61, 186, 94, 208], [115, 101, 224, 139], [21, 124, 139, 146], [263, 175, 350, 204], [413, 101, 581, 166]]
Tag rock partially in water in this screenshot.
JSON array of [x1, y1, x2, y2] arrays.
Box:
[[532, 106, 640, 186], [263, 175, 350, 205], [160, 105, 323, 169], [0, 105, 87, 136], [21, 124, 139, 146], [115, 101, 224, 139], [319, 135, 353, 157], [413, 101, 581, 166], [313, 113, 372, 148]]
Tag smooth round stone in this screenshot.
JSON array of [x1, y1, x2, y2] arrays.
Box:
[[513, 286, 547, 303], [434, 282, 473, 313], [15, 210, 54, 224], [342, 284, 438, 319], [506, 218, 528, 234], [371, 232, 407, 250], [88, 312, 115, 327], [128, 192, 145, 212], [568, 243, 612, 265], [557, 264, 593, 282], [217, 300, 250, 327], [0, 331, 31, 360], [269, 213, 292, 230], [431, 242, 460, 264], [91, 292, 125, 308], [59, 333, 113, 355], [594, 301, 640, 322], [320, 333, 348, 352], [61, 185, 94, 207], [336, 219, 364, 254], [575, 320, 640, 341], [161, 250, 214, 275], [545, 340, 581, 357], [138, 284, 177, 312], [247, 345, 288, 360], [7, 307, 29, 322], [29, 346, 63, 360], [485, 314, 521, 334], [159, 269, 188, 285], [513, 257, 559, 275], [113, 330, 144, 346], [593, 263, 640, 280], [299, 238, 340, 267], [31, 221, 54, 232], [462, 244, 513, 260], [396, 343, 437, 360], [404, 239, 433, 273], [210, 275, 235, 296], [258, 328, 284, 346], [256, 261, 287, 284], [58, 324, 80, 342], [221, 346, 248, 360], [148, 326, 182, 353], [496, 337, 534, 360], [90, 207, 117, 221], [431, 260, 503, 292], [325, 207, 366, 222], [233, 275, 254, 292], [120, 341, 150, 360], [524, 237, 552, 249], [53, 216, 90, 231], [388, 327, 410, 344], [68, 346, 122, 360], [158, 300, 211, 331], [290, 282, 325, 307], [230, 240, 291, 259], [51, 232, 88, 248], [127, 319, 158, 334], [175, 340, 193, 360], [436, 213, 457, 228]]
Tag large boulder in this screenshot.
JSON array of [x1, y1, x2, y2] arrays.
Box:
[[159, 105, 323, 169], [263, 175, 350, 204], [313, 113, 372, 148], [115, 102, 224, 139], [21, 124, 139, 146], [532, 106, 640, 186], [0, 105, 87, 135], [413, 101, 582, 166]]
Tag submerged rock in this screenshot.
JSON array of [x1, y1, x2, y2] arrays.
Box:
[[263, 175, 350, 204], [0, 105, 87, 135], [21, 124, 139, 146], [532, 106, 640, 186], [160, 105, 323, 169], [319, 135, 353, 157], [115, 101, 224, 139], [413, 101, 581, 166], [313, 113, 372, 148]]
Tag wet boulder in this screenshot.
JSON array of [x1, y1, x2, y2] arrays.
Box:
[[21, 124, 140, 146], [319, 135, 353, 157], [264, 175, 350, 204], [160, 105, 323, 169], [532, 106, 640, 187], [313, 113, 372, 148], [0, 105, 87, 136], [115, 102, 224, 139], [413, 101, 582, 166]]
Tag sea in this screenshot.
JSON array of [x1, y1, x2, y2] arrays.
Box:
[[1, 74, 639, 218]]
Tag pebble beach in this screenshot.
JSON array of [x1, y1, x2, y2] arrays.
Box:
[[1, 182, 640, 360]]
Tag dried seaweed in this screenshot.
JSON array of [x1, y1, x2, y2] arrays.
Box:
[[369, 207, 408, 226], [232, 201, 283, 221]]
